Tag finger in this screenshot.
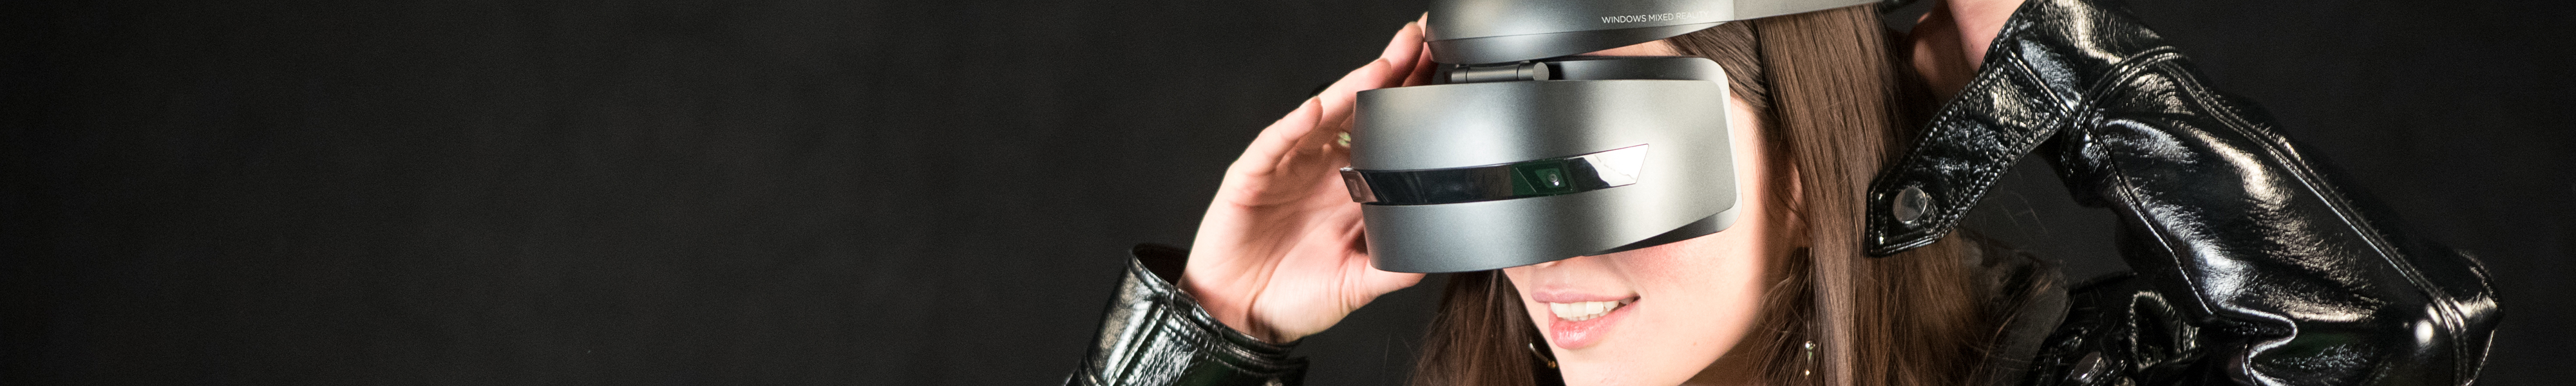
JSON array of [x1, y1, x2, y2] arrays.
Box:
[[1277, 53, 1402, 177], [1401, 41, 1439, 87], [1227, 66, 1396, 209], [1323, 19, 1422, 93], [1379, 21, 1426, 77], [1313, 20, 1427, 124], [1274, 19, 1422, 151], [1226, 20, 1423, 197], [1357, 259, 1425, 299], [1242, 96, 1321, 159], [1363, 269, 1427, 299], [1402, 14, 1439, 87], [1226, 96, 1328, 189], [1305, 59, 1391, 156], [1338, 212, 1424, 297]]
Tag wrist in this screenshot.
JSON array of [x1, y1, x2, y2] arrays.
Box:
[[1178, 269, 1287, 343], [1945, 0, 2024, 66], [1077, 249, 1309, 385], [1909, 0, 2026, 99]]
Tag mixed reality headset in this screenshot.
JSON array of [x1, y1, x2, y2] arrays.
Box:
[[1344, 0, 1880, 273]]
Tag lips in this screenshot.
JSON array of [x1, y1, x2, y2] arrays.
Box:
[[1540, 296, 1640, 349]]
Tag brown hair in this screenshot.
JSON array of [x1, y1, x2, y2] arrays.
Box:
[[1407, 6, 1995, 386]]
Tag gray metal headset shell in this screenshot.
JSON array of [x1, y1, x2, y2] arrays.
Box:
[[1342, 0, 1880, 273]]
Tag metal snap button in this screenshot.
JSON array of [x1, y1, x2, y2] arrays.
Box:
[[1893, 185, 1933, 225]]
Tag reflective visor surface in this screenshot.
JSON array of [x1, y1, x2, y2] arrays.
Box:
[[1342, 145, 1647, 205]]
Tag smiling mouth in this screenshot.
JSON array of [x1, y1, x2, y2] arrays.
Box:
[[1546, 298, 1635, 321]]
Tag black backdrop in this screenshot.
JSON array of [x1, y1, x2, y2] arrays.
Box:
[[3, 0, 2569, 384]]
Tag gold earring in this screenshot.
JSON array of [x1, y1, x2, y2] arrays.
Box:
[[1526, 343, 1558, 369]]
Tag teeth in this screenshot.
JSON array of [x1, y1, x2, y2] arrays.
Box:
[[1546, 299, 1632, 322]]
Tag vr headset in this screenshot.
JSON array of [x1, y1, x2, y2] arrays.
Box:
[[1345, 0, 1878, 273]]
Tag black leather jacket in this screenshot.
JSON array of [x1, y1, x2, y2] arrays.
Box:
[[1066, 0, 2501, 385]]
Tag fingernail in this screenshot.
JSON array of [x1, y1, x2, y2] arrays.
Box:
[[1381, 22, 1418, 63]]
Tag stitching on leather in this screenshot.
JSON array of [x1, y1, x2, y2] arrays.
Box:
[[2160, 60, 2476, 383], [1943, 53, 2070, 226], [1170, 297, 1300, 378], [1108, 259, 1306, 382], [1937, 2, 2071, 238], [1117, 299, 1168, 383], [1866, 50, 2017, 253], [1103, 264, 1159, 383], [2068, 50, 2229, 322], [1866, 10, 2044, 253], [2058, 45, 2241, 353], [1883, 48, 2067, 253], [2100, 150, 2215, 321], [2082, 48, 2184, 104]]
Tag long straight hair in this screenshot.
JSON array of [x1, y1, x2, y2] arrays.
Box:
[[1406, 6, 1994, 386]]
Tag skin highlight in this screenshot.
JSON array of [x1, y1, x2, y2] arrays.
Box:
[[1495, 41, 1794, 386], [1910, 0, 2028, 98], [1180, 1, 2032, 381]]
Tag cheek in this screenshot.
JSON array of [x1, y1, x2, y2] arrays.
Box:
[[1619, 226, 1771, 300]]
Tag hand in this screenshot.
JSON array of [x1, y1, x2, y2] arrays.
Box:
[[1179, 18, 1436, 344], [1907, 0, 2027, 98]]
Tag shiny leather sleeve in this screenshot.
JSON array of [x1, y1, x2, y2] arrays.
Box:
[[1065, 244, 1307, 386], [1861, 0, 2501, 385]]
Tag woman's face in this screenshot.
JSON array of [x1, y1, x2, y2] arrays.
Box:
[[1499, 41, 1792, 386]]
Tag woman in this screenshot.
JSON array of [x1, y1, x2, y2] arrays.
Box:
[[1068, 1, 2498, 385]]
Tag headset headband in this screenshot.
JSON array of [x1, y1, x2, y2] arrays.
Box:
[[1426, 0, 1879, 64]]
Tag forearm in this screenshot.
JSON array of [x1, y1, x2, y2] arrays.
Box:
[[1068, 245, 1306, 386], [1868, 0, 2500, 383], [2057, 74, 2499, 385]]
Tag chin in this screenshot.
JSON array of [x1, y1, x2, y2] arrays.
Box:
[[1546, 323, 1727, 385], [1555, 358, 1698, 386], [1537, 300, 1739, 386]]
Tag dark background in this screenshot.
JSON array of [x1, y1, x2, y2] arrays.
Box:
[[3, 0, 2567, 384]]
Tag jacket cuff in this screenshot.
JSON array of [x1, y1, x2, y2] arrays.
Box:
[[1862, 0, 2161, 255], [1066, 244, 1306, 386]]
